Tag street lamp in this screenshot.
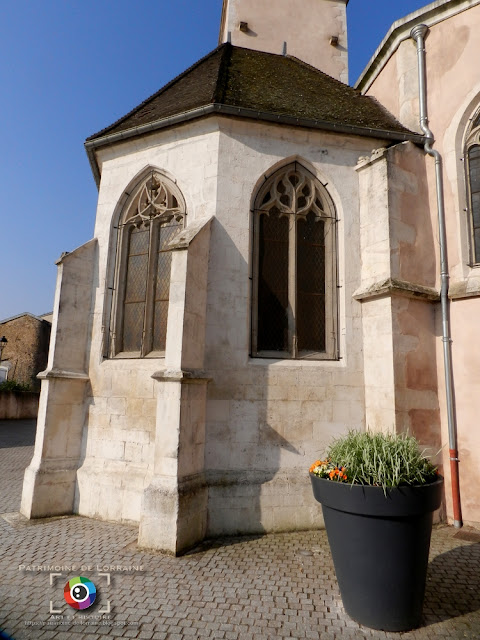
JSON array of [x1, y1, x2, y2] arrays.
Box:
[[0, 336, 7, 362]]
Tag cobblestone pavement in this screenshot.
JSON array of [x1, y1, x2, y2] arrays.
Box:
[[1, 419, 479, 640]]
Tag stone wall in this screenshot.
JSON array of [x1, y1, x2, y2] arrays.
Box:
[[205, 119, 377, 535], [76, 120, 221, 526], [0, 315, 51, 391], [72, 116, 382, 538], [0, 391, 39, 419], [76, 358, 158, 523], [21, 240, 96, 520]]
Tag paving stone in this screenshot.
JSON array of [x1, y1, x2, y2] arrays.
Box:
[[1, 419, 480, 639]]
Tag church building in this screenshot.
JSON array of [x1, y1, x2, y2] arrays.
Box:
[[21, 0, 480, 554]]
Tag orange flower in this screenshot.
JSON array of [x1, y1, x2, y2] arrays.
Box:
[[309, 460, 322, 472]]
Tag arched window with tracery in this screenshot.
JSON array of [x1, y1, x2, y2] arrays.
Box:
[[110, 171, 186, 357], [251, 163, 338, 360], [465, 111, 480, 265]]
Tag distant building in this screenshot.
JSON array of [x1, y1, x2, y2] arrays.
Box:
[[21, 0, 480, 553], [0, 313, 52, 391]]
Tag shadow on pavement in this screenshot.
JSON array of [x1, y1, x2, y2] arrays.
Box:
[[423, 541, 480, 625], [0, 419, 36, 448], [183, 533, 267, 556]]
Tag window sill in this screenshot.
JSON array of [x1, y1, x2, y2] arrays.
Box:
[[449, 274, 480, 300], [249, 356, 341, 367], [110, 351, 166, 360]]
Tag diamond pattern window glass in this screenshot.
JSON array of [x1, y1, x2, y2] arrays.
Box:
[[468, 145, 480, 263], [111, 172, 186, 357], [465, 113, 480, 265], [252, 163, 337, 360], [257, 208, 289, 352], [297, 213, 326, 352], [123, 227, 149, 352]]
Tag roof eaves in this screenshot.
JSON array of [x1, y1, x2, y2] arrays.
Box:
[[213, 103, 425, 143], [84, 104, 218, 188], [85, 101, 426, 187]]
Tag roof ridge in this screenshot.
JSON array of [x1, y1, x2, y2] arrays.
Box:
[[212, 42, 233, 104], [284, 51, 358, 91], [0, 312, 49, 324], [85, 43, 228, 142], [222, 45, 353, 91]]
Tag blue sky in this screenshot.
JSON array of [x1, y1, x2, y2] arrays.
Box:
[[1, 0, 430, 319]]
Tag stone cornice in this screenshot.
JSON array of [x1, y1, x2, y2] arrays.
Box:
[[355, 146, 389, 170], [167, 216, 214, 251], [152, 369, 211, 384], [449, 278, 480, 300], [37, 369, 89, 381], [353, 278, 439, 302]]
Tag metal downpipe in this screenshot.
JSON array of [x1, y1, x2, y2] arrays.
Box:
[[411, 24, 462, 528]]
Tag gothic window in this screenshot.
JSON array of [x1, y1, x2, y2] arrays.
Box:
[[251, 163, 338, 360], [465, 112, 480, 264], [110, 172, 186, 357]]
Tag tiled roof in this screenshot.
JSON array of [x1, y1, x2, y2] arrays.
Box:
[[0, 312, 51, 325], [87, 43, 416, 143]]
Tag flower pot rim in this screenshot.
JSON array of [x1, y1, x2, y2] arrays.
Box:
[[310, 472, 444, 517], [309, 471, 444, 489]]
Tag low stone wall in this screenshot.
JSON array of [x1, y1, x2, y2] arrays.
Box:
[[0, 391, 39, 419]]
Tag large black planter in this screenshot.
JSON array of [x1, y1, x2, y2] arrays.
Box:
[[310, 473, 444, 631]]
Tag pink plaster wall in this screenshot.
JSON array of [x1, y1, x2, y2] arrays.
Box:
[[386, 143, 441, 461], [365, 5, 480, 526], [387, 142, 437, 287], [365, 54, 400, 126], [441, 297, 480, 526], [367, 6, 480, 276], [393, 297, 441, 449], [422, 10, 477, 275]]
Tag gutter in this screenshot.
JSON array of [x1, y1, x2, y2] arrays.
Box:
[[85, 103, 426, 188], [411, 24, 462, 528]]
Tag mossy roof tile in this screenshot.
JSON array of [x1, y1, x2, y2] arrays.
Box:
[[87, 43, 414, 142]]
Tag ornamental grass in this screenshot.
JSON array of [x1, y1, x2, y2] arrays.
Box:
[[310, 430, 438, 491]]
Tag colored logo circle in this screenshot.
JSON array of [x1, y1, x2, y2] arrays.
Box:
[[63, 576, 96, 610]]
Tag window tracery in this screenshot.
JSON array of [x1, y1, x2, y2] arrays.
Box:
[[110, 172, 186, 357], [251, 163, 338, 360]]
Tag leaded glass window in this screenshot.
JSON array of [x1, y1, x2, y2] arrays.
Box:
[[111, 172, 186, 357], [465, 111, 480, 265], [251, 163, 338, 359]]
